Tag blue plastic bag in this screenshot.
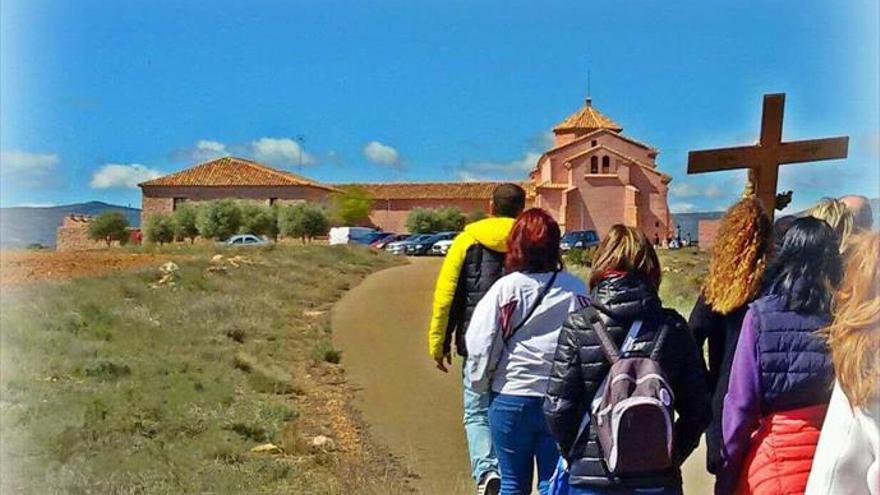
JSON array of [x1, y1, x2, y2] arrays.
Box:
[[547, 456, 570, 495]]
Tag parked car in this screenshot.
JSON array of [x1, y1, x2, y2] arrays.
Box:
[[371, 233, 408, 249], [430, 238, 455, 256], [409, 232, 457, 256], [560, 230, 600, 251], [328, 226, 377, 245], [225, 234, 268, 246], [389, 234, 431, 255], [355, 231, 393, 246]]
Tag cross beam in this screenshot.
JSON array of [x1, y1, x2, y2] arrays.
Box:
[[687, 93, 849, 216]]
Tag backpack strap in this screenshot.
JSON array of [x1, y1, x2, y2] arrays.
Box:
[[648, 324, 669, 362], [587, 307, 621, 364], [503, 270, 559, 344]]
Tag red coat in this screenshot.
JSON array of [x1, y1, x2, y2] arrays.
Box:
[[736, 404, 827, 495]]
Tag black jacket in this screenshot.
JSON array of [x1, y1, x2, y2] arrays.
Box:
[[446, 244, 505, 356], [688, 294, 750, 474], [543, 274, 711, 488]]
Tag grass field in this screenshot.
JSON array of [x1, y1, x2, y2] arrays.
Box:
[[0, 244, 407, 494]]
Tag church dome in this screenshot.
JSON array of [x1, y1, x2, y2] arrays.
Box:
[[553, 97, 623, 134]]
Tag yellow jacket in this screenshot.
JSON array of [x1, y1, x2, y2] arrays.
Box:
[[428, 216, 515, 360]]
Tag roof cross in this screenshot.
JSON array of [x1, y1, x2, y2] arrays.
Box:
[[687, 93, 849, 217]]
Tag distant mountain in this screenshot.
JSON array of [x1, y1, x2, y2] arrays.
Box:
[[0, 201, 141, 248]]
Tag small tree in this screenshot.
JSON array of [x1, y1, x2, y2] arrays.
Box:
[[330, 186, 374, 226], [173, 204, 200, 243], [88, 211, 129, 246], [239, 203, 279, 241], [466, 209, 487, 224], [144, 213, 176, 246], [405, 208, 440, 234], [196, 199, 242, 241], [280, 203, 329, 243], [436, 207, 466, 231]]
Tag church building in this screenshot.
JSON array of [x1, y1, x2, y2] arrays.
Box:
[[139, 98, 671, 240]]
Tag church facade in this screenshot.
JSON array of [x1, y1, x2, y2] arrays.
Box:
[[139, 98, 671, 240]]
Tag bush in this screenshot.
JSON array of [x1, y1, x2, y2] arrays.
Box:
[[196, 200, 242, 240], [311, 340, 342, 364], [144, 213, 176, 245], [239, 203, 279, 241], [279, 203, 330, 243], [562, 246, 598, 267], [88, 211, 129, 246], [330, 186, 373, 226], [173, 204, 200, 243], [405, 207, 465, 233], [466, 210, 487, 224]]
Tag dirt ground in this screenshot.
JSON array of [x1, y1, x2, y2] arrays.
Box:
[[0, 250, 176, 286], [333, 257, 714, 495]]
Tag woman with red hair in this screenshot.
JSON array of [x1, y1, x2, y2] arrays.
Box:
[[466, 208, 589, 495]]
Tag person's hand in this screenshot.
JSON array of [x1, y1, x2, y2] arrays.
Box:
[[434, 352, 452, 373]]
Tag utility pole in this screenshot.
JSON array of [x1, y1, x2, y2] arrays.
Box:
[[296, 135, 305, 172]]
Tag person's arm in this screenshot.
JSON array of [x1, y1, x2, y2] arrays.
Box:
[[716, 308, 762, 495], [543, 312, 587, 457], [668, 314, 712, 466], [427, 232, 474, 369], [688, 294, 719, 394], [463, 284, 504, 393]]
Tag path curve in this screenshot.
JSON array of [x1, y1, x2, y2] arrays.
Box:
[[333, 257, 713, 494]]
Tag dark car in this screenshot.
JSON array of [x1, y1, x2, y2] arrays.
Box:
[[371, 233, 407, 249], [354, 231, 393, 246], [408, 232, 457, 256], [560, 230, 600, 251]]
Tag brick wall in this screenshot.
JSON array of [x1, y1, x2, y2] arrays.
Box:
[[699, 219, 722, 251]]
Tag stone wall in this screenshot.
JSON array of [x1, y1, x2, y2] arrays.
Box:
[[56, 215, 140, 251]]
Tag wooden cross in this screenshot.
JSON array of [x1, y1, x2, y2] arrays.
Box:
[[687, 93, 849, 217]]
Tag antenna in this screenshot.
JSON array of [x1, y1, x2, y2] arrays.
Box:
[[587, 68, 591, 98]]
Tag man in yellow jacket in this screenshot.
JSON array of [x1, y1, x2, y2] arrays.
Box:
[[428, 183, 525, 495]]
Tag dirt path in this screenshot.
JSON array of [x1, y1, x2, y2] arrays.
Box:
[[333, 257, 714, 494]]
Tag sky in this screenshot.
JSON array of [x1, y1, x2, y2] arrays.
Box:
[[1, 0, 878, 213]]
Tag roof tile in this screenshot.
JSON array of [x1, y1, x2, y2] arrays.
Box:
[[140, 156, 337, 191]]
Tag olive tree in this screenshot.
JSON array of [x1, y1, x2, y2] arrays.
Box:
[[173, 204, 200, 243], [144, 213, 176, 245], [88, 211, 130, 246], [196, 199, 242, 241]]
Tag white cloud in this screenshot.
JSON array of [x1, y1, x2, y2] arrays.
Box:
[[670, 182, 725, 199], [363, 141, 402, 168], [0, 151, 59, 183], [90, 163, 162, 189], [669, 202, 697, 213], [252, 137, 316, 167], [455, 151, 541, 181], [172, 139, 230, 162]]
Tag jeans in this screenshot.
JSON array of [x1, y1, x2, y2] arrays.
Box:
[[569, 487, 682, 495], [463, 368, 499, 481], [488, 393, 560, 495]]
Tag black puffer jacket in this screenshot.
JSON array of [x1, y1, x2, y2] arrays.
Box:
[[543, 274, 711, 489], [445, 244, 505, 356]]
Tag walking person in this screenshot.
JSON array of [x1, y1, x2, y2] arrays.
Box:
[[465, 208, 589, 495], [717, 217, 843, 495], [544, 225, 710, 495], [428, 183, 526, 495], [806, 232, 879, 495], [688, 197, 773, 475]]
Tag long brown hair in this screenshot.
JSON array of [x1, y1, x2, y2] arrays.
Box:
[[704, 197, 773, 314], [589, 225, 661, 291], [823, 232, 880, 407], [505, 208, 561, 273]]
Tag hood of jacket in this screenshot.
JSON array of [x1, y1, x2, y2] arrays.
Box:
[[463, 216, 515, 252], [590, 273, 662, 322]]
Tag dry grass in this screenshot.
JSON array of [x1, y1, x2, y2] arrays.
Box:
[[0, 244, 408, 494]]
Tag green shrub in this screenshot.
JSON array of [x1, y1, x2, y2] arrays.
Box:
[[88, 211, 129, 246], [239, 203, 279, 240], [466, 209, 487, 224], [196, 199, 242, 240], [311, 340, 342, 364], [329, 186, 374, 225], [279, 203, 330, 242], [173, 204, 200, 243], [144, 213, 176, 245], [406, 207, 465, 233]]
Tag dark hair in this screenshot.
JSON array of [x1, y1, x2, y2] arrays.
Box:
[[763, 216, 843, 313], [505, 208, 561, 273], [492, 183, 526, 218], [590, 224, 661, 291], [773, 215, 797, 249]]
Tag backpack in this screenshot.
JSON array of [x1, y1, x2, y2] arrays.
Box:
[[590, 312, 674, 476]]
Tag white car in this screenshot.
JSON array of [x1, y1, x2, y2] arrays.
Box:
[[431, 239, 454, 256]]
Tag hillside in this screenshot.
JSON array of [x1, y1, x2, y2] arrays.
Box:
[[0, 202, 141, 248]]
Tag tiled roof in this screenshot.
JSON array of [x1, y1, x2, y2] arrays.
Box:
[[334, 182, 526, 200], [139, 156, 337, 191], [553, 98, 623, 133]]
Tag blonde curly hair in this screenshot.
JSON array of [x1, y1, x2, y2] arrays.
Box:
[[823, 232, 880, 407], [703, 197, 773, 314]]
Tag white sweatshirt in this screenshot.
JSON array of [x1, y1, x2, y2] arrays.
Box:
[[806, 381, 879, 495], [464, 270, 589, 397]]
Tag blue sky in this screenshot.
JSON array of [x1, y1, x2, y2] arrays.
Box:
[[1, 0, 877, 213]]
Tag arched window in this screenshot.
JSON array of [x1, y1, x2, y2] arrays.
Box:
[[590, 156, 599, 174], [602, 156, 610, 173]]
